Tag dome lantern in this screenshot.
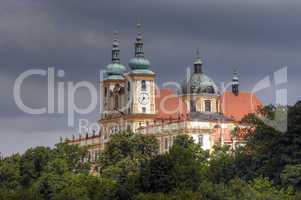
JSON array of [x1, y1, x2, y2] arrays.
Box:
[[105, 31, 126, 80], [232, 69, 239, 96], [194, 49, 203, 74], [129, 23, 153, 74], [181, 51, 219, 95]]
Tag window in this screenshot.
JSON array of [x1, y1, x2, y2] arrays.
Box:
[[142, 107, 146, 113], [205, 86, 214, 93], [127, 125, 131, 131], [104, 87, 107, 96], [165, 138, 169, 150], [114, 95, 119, 109], [141, 80, 146, 91], [205, 100, 211, 112], [190, 100, 196, 112], [198, 135, 203, 146], [127, 81, 131, 91]]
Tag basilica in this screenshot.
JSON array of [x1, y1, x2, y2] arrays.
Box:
[[68, 25, 262, 161]]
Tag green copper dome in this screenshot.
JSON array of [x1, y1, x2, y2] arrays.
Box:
[[104, 31, 126, 80], [128, 23, 154, 75], [106, 63, 126, 75], [105, 63, 126, 80], [129, 57, 150, 70]]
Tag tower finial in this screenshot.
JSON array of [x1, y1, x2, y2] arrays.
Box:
[[194, 49, 203, 73], [232, 68, 239, 95], [137, 23, 142, 38], [134, 22, 144, 57], [112, 30, 120, 63], [196, 48, 201, 60]]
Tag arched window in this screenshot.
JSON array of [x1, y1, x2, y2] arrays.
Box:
[[141, 80, 146, 91]]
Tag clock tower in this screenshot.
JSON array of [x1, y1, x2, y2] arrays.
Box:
[[124, 23, 156, 131]]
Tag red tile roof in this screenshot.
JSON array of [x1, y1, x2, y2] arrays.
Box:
[[221, 91, 262, 121], [155, 88, 187, 120], [155, 88, 262, 122]]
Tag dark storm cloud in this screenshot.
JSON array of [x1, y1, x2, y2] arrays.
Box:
[[0, 0, 300, 155], [1, 0, 300, 70]]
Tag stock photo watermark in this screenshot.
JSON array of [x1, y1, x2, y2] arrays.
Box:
[[13, 66, 288, 132]]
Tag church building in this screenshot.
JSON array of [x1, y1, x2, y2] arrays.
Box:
[[68, 25, 262, 161]]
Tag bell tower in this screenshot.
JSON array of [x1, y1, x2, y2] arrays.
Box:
[[126, 24, 156, 116], [101, 31, 126, 119]]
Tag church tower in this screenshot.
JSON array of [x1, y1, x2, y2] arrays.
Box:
[[125, 24, 156, 131], [126, 23, 155, 115], [101, 31, 126, 119]]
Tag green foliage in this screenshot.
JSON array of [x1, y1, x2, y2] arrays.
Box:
[[281, 164, 301, 190], [99, 132, 159, 168], [207, 145, 236, 183], [0, 155, 20, 190], [141, 135, 207, 193], [135, 190, 199, 200], [1, 102, 301, 199], [236, 103, 301, 184], [97, 132, 159, 199], [19, 146, 53, 187], [45, 158, 68, 175], [53, 143, 91, 173], [140, 154, 173, 193], [173, 135, 209, 163]]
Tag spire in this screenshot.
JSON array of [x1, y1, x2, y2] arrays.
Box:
[[112, 30, 120, 63], [232, 69, 239, 96], [134, 23, 144, 57], [194, 49, 203, 73]]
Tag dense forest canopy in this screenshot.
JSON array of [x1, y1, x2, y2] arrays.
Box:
[[1, 102, 301, 200]]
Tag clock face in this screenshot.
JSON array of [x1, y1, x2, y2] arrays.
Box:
[[138, 93, 149, 105]]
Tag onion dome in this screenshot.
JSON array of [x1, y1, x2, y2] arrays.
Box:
[[129, 24, 154, 75], [181, 50, 219, 95], [105, 31, 126, 80]]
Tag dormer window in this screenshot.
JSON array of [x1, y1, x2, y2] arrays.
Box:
[[141, 80, 146, 91], [206, 86, 214, 93]]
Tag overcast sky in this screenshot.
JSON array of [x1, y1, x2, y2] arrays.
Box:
[[0, 0, 300, 156]]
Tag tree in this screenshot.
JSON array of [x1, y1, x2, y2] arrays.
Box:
[[19, 146, 53, 187], [281, 164, 301, 190], [98, 132, 159, 169], [235, 103, 301, 184], [207, 145, 236, 184], [0, 155, 20, 190], [141, 135, 206, 193], [97, 132, 159, 199], [53, 143, 90, 173]]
